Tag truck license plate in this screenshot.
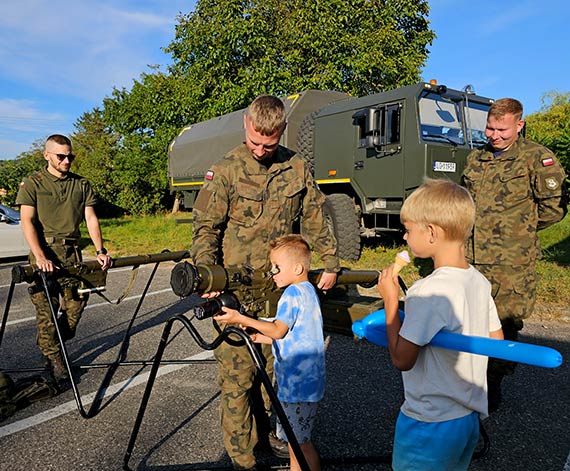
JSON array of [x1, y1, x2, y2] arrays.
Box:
[[433, 161, 456, 172]]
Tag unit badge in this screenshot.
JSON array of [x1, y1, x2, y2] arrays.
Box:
[[545, 177, 558, 190]]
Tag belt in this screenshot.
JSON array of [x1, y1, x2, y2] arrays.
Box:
[[45, 237, 79, 246]]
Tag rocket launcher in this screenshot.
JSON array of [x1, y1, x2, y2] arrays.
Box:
[[11, 250, 192, 295], [169, 261, 382, 297]]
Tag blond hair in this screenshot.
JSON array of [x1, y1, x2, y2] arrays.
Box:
[[247, 95, 286, 135], [269, 234, 311, 270], [488, 98, 523, 121], [400, 178, 475, 242]]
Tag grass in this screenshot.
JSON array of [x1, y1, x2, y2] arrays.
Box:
[[80, 212, 570, 312]]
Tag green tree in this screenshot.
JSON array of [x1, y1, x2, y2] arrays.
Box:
[[101, 71, 192, 214], [0, 143, 45, 206], [71, 108, 124, 216], [98, 0, 434, 214], [166, 0, 435, 117], [526, 91, 570, 176]]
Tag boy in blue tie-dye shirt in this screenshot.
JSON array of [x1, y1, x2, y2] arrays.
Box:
[[215, 234, 325, 471]]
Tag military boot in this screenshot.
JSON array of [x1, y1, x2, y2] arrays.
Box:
[[47, 354, 69, 384], [268, 431, 289, 459]]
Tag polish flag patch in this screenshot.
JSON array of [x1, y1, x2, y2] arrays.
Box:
[[541, 157, 554, 167], [205, 170, 215, 180]]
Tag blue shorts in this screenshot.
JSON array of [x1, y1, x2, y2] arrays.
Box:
[[392, 410, 480, 471], [276, 401, 318, 444]]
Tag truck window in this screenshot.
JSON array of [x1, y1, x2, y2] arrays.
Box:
[[418, 92, 464, 145], [464, 100, 489, 145], [353, 103, 400, 148], [386, 104, 401, 144], [354, 107, 382, 148]]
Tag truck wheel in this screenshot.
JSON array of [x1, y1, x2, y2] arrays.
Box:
[[323, 194, 361, 262], [297, 111, 318, 173]]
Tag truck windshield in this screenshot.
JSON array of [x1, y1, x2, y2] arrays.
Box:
[[418, 92, 490, 147]]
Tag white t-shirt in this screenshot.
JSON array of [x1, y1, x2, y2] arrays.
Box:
[[399, 266, 501, 421]]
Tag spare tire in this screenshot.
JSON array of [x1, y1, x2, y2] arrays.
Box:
[[323, 194, 361, 262], [297, 111, 318, 174]]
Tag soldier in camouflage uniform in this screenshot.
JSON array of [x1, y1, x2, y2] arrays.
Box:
[[191, 95, 339, 470], [16, 135, 112, 388], [462, 98, 567, 412]]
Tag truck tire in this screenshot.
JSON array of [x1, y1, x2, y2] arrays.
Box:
[[323, 194, 361, 262], [297, 111, 318, 173]]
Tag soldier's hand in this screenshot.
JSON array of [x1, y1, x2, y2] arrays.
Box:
[[34, 255, 58, 273], [317, 271, 337, 291], [97, 253, 112, 271]]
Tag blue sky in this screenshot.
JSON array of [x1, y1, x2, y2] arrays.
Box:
[[1, 0, 568, 160]]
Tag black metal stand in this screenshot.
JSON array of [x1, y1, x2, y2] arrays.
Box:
[[122, 316, 310, 471], [0, 255, 214, 419]]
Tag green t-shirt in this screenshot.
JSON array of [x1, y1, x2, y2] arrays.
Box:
[[16, 168, 97, 240]]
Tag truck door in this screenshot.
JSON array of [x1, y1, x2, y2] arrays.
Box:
[[352, 102, 403, 208]]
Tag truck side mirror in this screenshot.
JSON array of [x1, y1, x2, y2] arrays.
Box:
[[352, 107, 383, 149]]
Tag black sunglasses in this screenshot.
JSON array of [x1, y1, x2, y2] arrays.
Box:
[[49, 152, 75, 162]]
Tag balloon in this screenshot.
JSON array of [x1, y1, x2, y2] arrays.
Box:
[[352, 309, 562, 368]]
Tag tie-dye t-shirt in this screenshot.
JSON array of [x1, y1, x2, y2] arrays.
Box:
[[272, 281, 325, 403]]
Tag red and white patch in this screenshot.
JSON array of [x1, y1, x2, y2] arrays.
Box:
[[205, 170, 215, 181], [541, 157, 554, 167], [19, 181, 25, 187]]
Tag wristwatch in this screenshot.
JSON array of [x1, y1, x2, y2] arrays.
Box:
[[96, 248, 108, 255]]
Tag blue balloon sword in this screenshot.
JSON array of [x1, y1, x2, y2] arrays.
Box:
[[352, 309, 563, 369]]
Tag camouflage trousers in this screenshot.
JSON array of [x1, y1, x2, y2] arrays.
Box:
[[28, 245, 89, 359], [214, 331, 275, 469], [475, 264, 536, 379]]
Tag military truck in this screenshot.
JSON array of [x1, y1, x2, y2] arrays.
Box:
[[168, 82, 494, 261]]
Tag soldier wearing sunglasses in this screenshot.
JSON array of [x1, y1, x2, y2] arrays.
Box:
[[16, 134, 111, 388]]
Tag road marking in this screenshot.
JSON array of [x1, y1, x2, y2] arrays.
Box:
[[3, 288, 175, 327], [0, 350, 214, 438], [564, 451, 570, 471]]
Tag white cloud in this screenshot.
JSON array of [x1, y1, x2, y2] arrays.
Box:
[[0, 0, 192, 159], [0, 1, 188, 102]]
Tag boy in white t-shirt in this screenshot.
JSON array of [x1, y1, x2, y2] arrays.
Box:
[[377, 178, 503, 471], [215, 234, 324, 471]]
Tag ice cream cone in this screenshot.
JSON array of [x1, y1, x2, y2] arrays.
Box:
[[393, 250, 410, 277]]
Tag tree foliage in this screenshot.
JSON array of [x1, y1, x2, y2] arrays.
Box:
[[67, 0, 436, 214], [526, 91, 570, 176], [71, 108, 124, 217], [165, 0, 435, 119], [0, 143, 45, 206], [100, 71, 193, 214]]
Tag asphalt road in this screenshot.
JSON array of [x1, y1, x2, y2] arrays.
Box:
[[0, 259, 568, 471]]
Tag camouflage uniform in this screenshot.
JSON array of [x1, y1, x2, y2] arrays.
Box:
[[16, 168, 97, 359], [462, 136, 567, 392], [192, 143, 339, 469]]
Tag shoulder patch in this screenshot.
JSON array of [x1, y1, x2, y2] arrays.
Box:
[[545, 177, 559, 190], [205, 170, 214, 181], [542, 157, 554, 167]]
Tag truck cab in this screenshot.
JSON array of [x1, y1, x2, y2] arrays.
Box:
[[300, 82, 493, 260]]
